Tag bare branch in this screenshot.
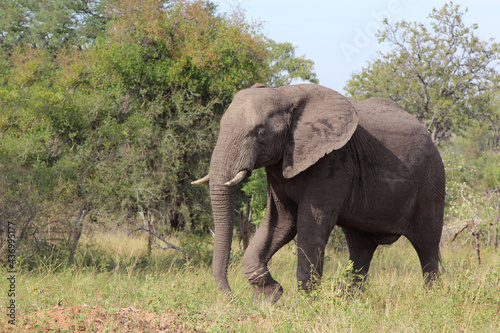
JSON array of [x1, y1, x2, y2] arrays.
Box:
[[128, 227, 187, 253], [451, 223, 470, 242]]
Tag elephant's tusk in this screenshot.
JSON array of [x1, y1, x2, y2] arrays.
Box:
[[191, 174, 209, 185], [224, 170, 247, 187]]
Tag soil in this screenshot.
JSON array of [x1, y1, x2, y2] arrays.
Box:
[[2, 305, 205, 332]]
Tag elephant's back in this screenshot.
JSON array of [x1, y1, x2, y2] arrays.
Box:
[[349, 98, 433, 150], [348, 97, 444, 181], [350, 98, 425, 136]]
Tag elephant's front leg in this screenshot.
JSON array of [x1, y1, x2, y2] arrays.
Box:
[[296, 200, 338, 291], [242, 188, 297, 304]]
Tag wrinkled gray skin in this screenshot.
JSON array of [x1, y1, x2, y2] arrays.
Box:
[[200, 84, 445, 303]]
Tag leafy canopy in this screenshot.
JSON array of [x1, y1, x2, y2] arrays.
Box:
[[0, 0, 318, 242], [0, 0, 108, 52], [345, 2, 500, 145]]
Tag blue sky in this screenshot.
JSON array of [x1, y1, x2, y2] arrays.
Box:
[[216, 0, 500, 94]]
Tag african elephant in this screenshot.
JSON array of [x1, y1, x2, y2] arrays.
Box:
[[192, 84, 445, 303]]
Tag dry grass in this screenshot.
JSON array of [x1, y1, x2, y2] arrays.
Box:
[[1, 231, 499, 332]]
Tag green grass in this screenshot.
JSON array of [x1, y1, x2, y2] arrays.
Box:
[[2, 231, 499, 332]]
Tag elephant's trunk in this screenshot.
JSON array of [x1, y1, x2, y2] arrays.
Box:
[[208, 128, 254, 295], [209, 182, 236, 294]]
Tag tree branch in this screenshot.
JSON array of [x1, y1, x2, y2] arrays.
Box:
[[128, 227, 187, 253]]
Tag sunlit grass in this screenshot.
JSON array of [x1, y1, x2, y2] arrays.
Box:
[[2, 231, 499, 332]]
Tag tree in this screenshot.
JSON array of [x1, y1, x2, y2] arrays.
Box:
[[266, 40, 319, 87], [345, 2, 500, 145], [83, 0, 271, 229], [83, 0, 320, 230], [0, 0, 108, 53], [0, 0, 318, 248], [0, 0, 319, 267]]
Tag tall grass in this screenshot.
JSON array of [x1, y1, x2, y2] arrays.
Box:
[[2, 231, 499, 332]]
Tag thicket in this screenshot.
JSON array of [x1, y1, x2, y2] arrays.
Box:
[[0, 0, 317, 265]]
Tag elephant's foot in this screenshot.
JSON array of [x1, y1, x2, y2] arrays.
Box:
[[245, 267, 283, 304], [253, 282, 283, 304], [424, 270, 438, 289]]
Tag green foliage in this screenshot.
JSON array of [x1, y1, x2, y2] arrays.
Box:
[[0, 0, 318, 262], [442, 145, 500, 248], [345, 2, 500, 145], [0, 0, 108, 52], [81, 0, 274, 226], [266, 40, 319, 87], [241, 168, 268, 224], [177, 232, 213, 267]]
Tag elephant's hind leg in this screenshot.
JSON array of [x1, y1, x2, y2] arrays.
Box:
[[342, 227, 379, 284], [409, 237, 440, 286], [406, 202, 443, 286], [408, 162, 445, 286], [407, 233, 440, 286]]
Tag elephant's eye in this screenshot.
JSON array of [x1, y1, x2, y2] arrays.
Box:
[[256, 128, 266, 141]]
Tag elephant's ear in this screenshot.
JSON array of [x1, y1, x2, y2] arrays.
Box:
[[282, 85, 359, 179]]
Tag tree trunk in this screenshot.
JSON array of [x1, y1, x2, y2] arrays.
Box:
[[239, 194, 252, 251]]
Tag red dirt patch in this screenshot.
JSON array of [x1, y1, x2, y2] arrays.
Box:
[[2, 305, 205, 332]]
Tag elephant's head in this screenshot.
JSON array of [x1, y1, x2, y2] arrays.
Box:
[[192, 84, 359, 295]]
